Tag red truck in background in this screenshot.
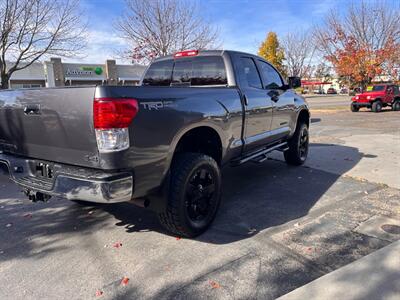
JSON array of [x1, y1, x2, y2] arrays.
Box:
[[351, 84, 400, 112]]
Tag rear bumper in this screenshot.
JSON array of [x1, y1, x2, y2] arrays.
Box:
[[0, 152, 133, 203]]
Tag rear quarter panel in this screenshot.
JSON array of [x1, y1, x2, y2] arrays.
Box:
[[95, 86, 243, 197]]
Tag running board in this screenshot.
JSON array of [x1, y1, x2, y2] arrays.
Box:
[[232, 142, 288, 166]]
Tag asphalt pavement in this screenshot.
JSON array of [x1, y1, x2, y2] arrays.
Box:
[[305, 94, 351, 109], [0, 102, 399, 300]]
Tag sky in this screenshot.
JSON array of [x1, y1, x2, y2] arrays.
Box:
[[71, 0, 378, 64]]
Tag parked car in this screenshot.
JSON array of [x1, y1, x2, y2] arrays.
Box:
[[339, 88, 348, 95], [313, 88, 325, 94], [326, 87, 337, 94], [0, 50, 310, 237], [351, 84, 400, 112]]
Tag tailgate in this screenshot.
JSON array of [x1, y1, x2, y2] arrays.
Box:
[[0, 87, 100, 168]]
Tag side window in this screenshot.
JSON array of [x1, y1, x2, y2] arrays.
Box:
[[239, 57, 262, 89], [393, 86, 399, 95], [258, 61, 283, 89], [142, 60, 173, 86]]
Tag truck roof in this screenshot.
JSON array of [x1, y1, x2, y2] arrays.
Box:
[[153, 50, 257, 62]]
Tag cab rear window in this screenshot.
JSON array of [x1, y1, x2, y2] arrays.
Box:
[[142, 56, 227, 86]]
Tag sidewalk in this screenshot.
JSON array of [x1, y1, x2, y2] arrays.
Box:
[[278, 241, 400, 300]]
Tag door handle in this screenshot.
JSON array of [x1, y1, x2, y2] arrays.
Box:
[[24, 104, 41, 115], [268, 90, 279, 102], [271, 95, 279, 102]]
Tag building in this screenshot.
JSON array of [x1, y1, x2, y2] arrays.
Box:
[[3, 58, 147, 89]]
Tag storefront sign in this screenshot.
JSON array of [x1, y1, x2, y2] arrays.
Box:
[[65, 66, 104, 77]]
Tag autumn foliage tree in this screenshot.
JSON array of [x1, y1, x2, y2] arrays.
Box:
[[314, 1, 400, 88], [258, 32, 286, 76]]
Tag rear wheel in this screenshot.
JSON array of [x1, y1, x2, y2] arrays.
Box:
[[284, 122, 309, 166], [158, 153, 221, 238], [351, 103, 359, 112], [372, 100, 382, 113], [392, 101, 400, 111]]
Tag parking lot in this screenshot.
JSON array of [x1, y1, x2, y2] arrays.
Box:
[[0, 96, 399, 300]]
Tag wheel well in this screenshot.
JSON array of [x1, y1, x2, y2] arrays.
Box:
[[297, 109, 310, 127], [173, 127, 222, 165], [374, 98, 382, 103]]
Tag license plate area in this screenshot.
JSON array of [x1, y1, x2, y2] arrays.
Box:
[[35, 161, 54, 179]]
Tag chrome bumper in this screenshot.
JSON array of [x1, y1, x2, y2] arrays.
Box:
[[0, 152, 133, 203]]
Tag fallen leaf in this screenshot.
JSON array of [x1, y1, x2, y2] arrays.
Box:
[[113, 242, 123, 249], [5, 223, 12, 228], [87, 210, 94, 215], [22, 213, 32, 219], [209, 280, 221, 289], [307, 247, 313, 252], [121, 277, 129, 286], [0, 250, 4, 254], [175, 237, 181, 240], [0, 206, 4, 209], [95, 290, 103, 297]]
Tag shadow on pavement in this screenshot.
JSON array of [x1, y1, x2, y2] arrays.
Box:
[[0, 143, 362, 262], [101, 142, 363, 243]]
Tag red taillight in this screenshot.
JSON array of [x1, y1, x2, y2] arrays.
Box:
[[93, 98, 139, 129], [174, 50, 198, 58]]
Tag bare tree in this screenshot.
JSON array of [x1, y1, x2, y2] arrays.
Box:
[[0, 0, 87, 89], [314, 1, 400, 86], [115, 0, 219, 63], [281, 30, 315, 78]]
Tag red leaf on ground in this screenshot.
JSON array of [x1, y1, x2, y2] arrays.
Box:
[[113, 242, 123, 248], [176, 237, 181, 240], [95, 290, 103, 297], [23, 213, 32, 219], [121, 277, 129, 286], [209, 280, 221, 289], [307, 247, 313, 252]]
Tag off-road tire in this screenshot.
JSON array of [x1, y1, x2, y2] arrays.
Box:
[[351, 103, 359, 112], [158, 153, 221, 238], [372, 100, 382, 113], [392, 101, 400, 111], [284, 122, 309, 166]]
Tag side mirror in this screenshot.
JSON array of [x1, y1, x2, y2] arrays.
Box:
[[288, 77, 301, 89]]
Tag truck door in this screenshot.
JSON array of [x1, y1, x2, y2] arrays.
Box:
[[234, 56, 273, 152], [256, 60, 295, 141]]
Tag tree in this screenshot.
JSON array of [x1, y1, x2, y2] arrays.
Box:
[[116, 0, 219, 64], [314, 62, 332, 81], [0, 0, 87, 89], [258, 32, 286, 76], [281, 31, 315, 78], [314, 1, 400, 88]]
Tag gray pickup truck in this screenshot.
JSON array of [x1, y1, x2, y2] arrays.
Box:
[[0, 50, 309, 237]]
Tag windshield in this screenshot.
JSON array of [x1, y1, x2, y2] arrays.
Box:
[[367, 85, 385, 92]]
